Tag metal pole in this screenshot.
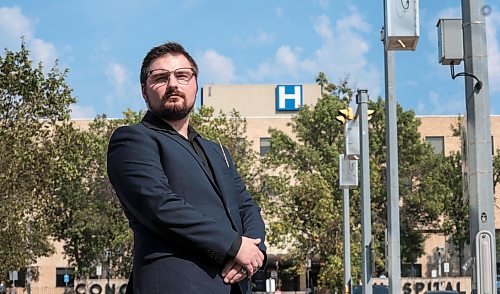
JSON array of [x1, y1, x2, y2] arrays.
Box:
[[383, 48, 401, 294], [343, 188, 352, 294], [26, 267, 31, 294], [461, 0, 496, 292], [357, 89, 372, 294]]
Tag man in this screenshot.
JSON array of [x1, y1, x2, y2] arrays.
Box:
[[107, 42, 266, 294]]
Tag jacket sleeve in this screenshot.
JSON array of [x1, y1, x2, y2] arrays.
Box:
[[107, 126, 238, 264]]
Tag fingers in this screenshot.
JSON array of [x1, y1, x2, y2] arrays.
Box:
[[237, 237, 264, 266], [221, 259, 236, 278], [222, 262, 248, 284], [224, 236, 264, 284], [252, 238, 261, 245]]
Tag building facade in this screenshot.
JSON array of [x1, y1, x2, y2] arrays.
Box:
[[201, 83, 500, 292], [23, 83, 500, 293]]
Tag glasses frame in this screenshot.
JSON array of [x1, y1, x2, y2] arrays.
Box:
[[146, 67, 197, 86]]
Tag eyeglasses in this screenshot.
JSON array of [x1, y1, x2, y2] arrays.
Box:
[[147, 67, 197, 86]]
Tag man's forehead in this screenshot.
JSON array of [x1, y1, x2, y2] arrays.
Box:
[[149, 54, 189, 68]]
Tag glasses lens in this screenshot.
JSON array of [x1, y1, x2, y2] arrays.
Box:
[[148, 70, 170, 84], [174, 68, 195, 84], [147, 68, 196, 85]]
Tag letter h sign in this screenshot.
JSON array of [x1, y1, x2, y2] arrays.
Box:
[[276, 85, 303, 111]]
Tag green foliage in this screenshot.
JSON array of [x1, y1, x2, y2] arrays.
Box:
[[190, 106, 259, 199], [254, 74, 450, 291], [254, 76, 361, 291], [0, 42, 140, 280], [47, 114, 136, 278], [368, 99, 451, 268], [0, 42, 75, 278]]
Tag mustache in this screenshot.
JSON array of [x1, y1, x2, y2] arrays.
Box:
[[162, 88, 186, 100]]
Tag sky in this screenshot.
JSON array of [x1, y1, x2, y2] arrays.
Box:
[[0, 0, 499, 119]]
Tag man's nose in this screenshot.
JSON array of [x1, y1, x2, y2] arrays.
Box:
[[166, 73, 179, 87]]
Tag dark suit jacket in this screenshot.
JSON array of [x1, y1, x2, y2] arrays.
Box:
[[107, 112, 266, 294]]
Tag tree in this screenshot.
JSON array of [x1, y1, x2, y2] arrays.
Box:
[[368, 98, 451, 273], [190, 106, 260, 198], [254, 77, 361, 290], [48, 109, 145, 278], [255, 74, 450, 291], [0, 42, 75, 278], [45, 119, 119, 277]]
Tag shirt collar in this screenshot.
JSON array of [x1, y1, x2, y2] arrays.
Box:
[[141, 111, 200, 142]]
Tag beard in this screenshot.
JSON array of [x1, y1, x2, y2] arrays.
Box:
[[152, 89, 194, 121]]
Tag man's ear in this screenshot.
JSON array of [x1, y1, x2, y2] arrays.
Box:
[[141, 84, 147, 99], [141, 84, 150, 108]]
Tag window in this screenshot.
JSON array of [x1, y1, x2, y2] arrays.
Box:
[[401, 263, 422, 277], [234, 137, 247, 157], [9, 268, 26, 287], [260, 137, 271, 157], [425, 136, 444, 154], [56, 267, 75, 287]]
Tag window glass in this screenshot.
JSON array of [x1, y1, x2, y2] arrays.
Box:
[[55, 267, 75, 287], [425, 136, 444, 154], [260, 137, 271, 157]]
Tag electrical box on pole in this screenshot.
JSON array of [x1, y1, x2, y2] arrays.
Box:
[[339, 154, 358, 189], [345, 119, 360, 160], [437, 19, 463, 65], [475, 230, 496, 294], [384, 0, 419, 51]]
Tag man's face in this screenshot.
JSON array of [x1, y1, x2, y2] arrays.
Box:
[[142, 54, 198, 121]]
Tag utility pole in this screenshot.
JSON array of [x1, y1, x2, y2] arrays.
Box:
[[382, 0, 419, 290], [357, 90, 372, 294], [383, 48, 401, 294], [342, 188, 351, 294], [337, 108, 358, 294], [461, 0, 497, 292]]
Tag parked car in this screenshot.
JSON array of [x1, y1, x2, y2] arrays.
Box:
[[352, 285, 389, 294]]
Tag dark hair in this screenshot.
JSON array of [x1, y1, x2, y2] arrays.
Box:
[[140, 42, 198, 85]]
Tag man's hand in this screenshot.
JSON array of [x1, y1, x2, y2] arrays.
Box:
[[221, 259, 248, 284], [221, 237, 264, 284]]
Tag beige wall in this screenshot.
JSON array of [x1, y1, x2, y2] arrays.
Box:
[[201, 83, 322, 118], [33, 240, 69, 288]]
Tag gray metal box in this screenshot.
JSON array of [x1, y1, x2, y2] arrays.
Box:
[[339, 154, 358, 189], [384, 0, 419, 51], [344, 119, 360, 160], [437, 19, 463, 65]]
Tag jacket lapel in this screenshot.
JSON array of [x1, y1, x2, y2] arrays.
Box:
[[140, 112, 222, 195], [140, 112, 238, 230], [197, 138, 231, 198], [197, 138, 239, 230]]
